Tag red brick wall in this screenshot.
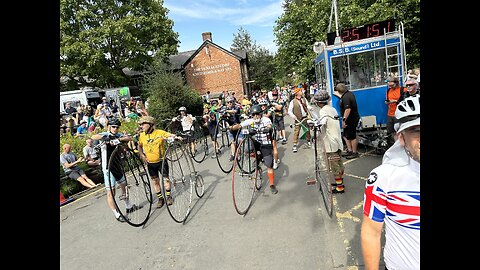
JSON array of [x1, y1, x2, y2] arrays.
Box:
[[184, 44, 247, 99]]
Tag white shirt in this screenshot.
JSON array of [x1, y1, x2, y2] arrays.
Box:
[[312, 105, 343, 153]]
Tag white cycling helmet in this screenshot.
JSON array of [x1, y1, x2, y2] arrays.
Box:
[[394, 94, 420, 133], [179, 106, 187, 112]]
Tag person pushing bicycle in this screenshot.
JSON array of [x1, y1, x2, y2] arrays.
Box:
[[137, 115, 181, 209], [310, 90, 345, 193], [91, 117, 135, 223], [229, 104, 278, 194]]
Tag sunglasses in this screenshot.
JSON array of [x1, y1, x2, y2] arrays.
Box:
[[406, 84, 415, 87], [110, 125, 119, 129]]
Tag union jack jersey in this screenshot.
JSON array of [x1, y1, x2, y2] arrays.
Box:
[[363, 160, 420, 270]]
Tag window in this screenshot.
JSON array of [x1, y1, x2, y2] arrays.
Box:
[[331, 48, 388, 91]]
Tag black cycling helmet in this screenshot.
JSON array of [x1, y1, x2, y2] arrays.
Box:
[[107, 117, 121, 126], [250, 105, 263, 115]]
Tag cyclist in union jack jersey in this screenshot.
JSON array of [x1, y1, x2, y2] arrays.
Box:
[[360, 95, 420, 270]]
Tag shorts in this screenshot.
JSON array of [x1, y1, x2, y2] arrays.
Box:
[[102, 169, 126, 188], [326, 150, 344, 176], [147, 160, 169, 179], [228, 129, 244, 142], [343, 118, 359, 140], [68, 169, 85, 180], [274, 117, 285, 130], [253, 140, 274, 168]]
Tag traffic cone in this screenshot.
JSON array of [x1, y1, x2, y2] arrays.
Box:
[[60, 191, 75, 206]]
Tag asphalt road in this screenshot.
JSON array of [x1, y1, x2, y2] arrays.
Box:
[[60, 116, 384, 270]]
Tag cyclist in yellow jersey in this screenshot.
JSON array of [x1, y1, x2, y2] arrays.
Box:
[[137, 116, 180, 208]]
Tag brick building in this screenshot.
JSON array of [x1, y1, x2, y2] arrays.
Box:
[[169, 32, 250, 99]]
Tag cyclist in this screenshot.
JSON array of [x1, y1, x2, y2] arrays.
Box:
[[137, 115, 180, 209], [271, 90, 288, 145], [172, 106, 196, 154], [221, 96, 242, 161], [90, 118, 135, 223], [310, 90, 345, 193], [361, 95, 420, 270], [288, 87, 312, 152], [229, 104, 278, 194], [259, 100, 280, 170]]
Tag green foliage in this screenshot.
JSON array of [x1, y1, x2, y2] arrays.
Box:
[[60, 0, 179, 90], [273, 0, 421, 82], [142, 59, 204, 130], [59, 119, 137, 176], [231, 28, 276, 91]]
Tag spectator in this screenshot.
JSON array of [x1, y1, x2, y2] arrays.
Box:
[[361, 95, 420, 270], [288, 87, 312, 153], [90, 118, 135, 223], [336, 83, 360, 159], [403, 78, 420, 99], [83, 138, 101, 168], [311, 90, 345, 193], [414, 68, 420, 88], [110, 100, 121, 118], [76, 120, 88, 135], [385, 76, 406, 147], [64, 102, 78, 122], [137, 116, 180, 208], [60, 144, 98, 189]]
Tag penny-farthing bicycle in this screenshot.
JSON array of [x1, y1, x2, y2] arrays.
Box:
[[231, 127, 265, 215], [101, 138, 153, 227], [161, 138, 205, 223]]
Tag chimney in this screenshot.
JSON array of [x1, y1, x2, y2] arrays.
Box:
[[202, 32, 212, 42]]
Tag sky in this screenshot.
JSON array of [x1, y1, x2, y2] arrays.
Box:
[[163, 0, 284, 54]]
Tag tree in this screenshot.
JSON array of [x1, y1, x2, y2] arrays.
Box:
[[142, 59, 203, 130], [231, 28, 276, 90], [273, 0, 421, 83], [60, 0, 179, 91], [231, 27, 258, 55]]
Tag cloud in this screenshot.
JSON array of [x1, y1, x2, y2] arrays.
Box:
[[165, 0, 283, 27]]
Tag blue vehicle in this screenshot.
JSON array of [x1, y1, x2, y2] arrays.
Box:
[[313, 19, 408, 153]]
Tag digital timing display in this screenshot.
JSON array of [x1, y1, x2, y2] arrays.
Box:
[[327, 19, 395, 45]]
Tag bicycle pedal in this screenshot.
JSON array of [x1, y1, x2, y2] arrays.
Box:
[[306, 179, 317, 185]]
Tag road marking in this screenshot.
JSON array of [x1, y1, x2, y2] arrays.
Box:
[[344, 173, 368, 181], [60, 188, 105, 209]]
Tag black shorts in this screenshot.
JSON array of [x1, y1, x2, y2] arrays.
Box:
[[343, 118, 359, 140], [274, 116, 285, 130], [147, 160, 169, 178], [253, 140, 274, 168]]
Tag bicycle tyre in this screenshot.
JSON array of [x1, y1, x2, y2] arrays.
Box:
[[161, 141, 193, 223], [214, 119, 234, 173], [194, 174, 205, 198], [231, 136, 257, 215], [189, 122, 208, 163], [314, 128, 334, 218], [107, 144, 153, 227]]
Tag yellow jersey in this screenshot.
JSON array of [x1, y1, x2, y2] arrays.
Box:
[[138, 129, 172, 163]]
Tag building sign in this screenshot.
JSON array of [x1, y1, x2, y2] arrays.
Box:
[[192, 63, 233, 76]]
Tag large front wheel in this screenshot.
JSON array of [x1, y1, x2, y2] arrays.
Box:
[[314, 129, 334, 218], [231, 136, 257, 215], [107, 145, 153, 227]]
